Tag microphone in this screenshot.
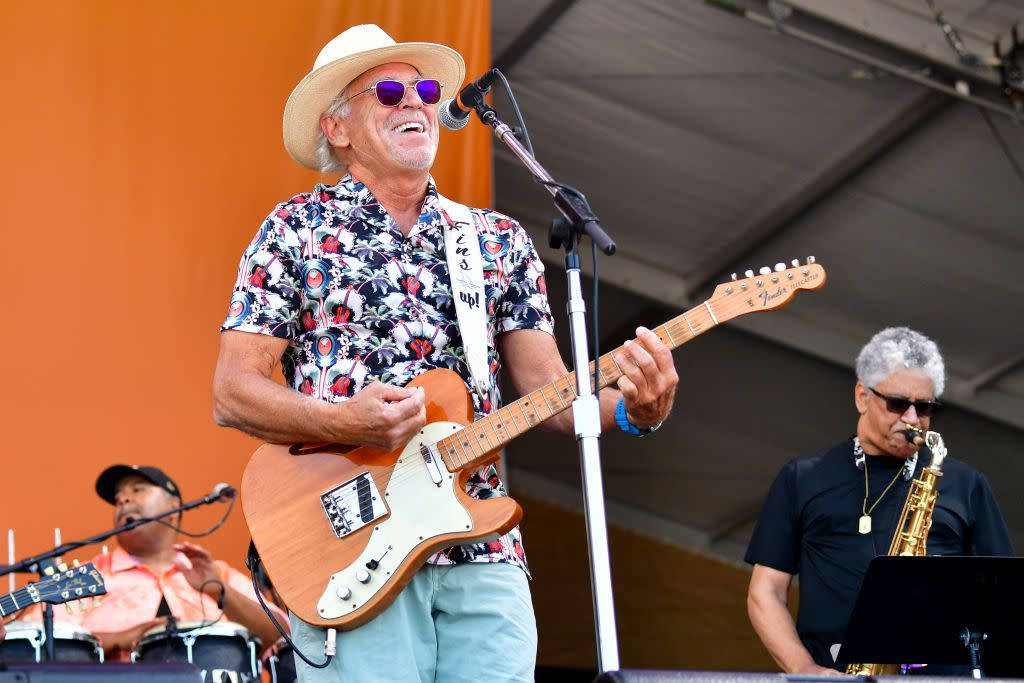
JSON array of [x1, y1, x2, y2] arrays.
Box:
[[211, 483, 236, 502], [124, 516, 137, 524], [439, 69, 497, 130]]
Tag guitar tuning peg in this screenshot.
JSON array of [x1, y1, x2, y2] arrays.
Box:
[[92, 597, 102, 609], [774, 263, 785, 272], [807, 255, 816, 263], [58, 563, 67, 572], [72, 559, 80, 568], [759, 266, 771, 275], [64, 604, 74, 615], [744, 269, 754, 278], [43, 567, 55, 576], [791, 259, 799, 267], [78, 601, 87, 613], [730, 273, 737, 281]]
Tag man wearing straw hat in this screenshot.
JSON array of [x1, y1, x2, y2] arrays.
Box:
[[213, 24, 678, 681]]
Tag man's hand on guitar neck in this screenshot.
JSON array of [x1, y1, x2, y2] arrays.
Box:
[[332, 382, 426, 452], [615, 326, 678, 430]]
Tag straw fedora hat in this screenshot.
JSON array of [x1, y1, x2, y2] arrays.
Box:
[[283, 24, 465, 170]]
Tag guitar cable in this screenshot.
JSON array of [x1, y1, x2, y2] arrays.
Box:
[[246, 542, 335, 669]]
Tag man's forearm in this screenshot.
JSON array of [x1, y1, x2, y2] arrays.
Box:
[[213, 370, 337, 444], [221, 584, 286, 649], [748, 592, 820, 673]]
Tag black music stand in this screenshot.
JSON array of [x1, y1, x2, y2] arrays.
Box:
[[837, 556, 1024, 677]]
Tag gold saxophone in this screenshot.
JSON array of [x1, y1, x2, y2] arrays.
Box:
[[846, 425, 947, 676]]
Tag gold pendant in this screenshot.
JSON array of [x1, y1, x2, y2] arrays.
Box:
[[859, 514, 872, 534]]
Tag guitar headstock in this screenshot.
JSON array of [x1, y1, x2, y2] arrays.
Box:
[[31, 562, 106, 606], [710, 258, 826, 322]]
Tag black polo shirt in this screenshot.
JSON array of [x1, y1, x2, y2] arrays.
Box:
[[745, 439, 1014, 669]]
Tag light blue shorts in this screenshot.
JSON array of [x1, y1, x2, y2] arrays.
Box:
[[289, 562, 537, 682]]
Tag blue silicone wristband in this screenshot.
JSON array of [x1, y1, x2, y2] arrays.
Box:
[[615, 397, 644, 436]]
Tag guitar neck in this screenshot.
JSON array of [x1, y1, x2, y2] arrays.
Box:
[[433, 301, 718, 473], [0, 585, 35, 617]]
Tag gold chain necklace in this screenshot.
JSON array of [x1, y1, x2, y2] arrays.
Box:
[[858, 445, 904, 535]]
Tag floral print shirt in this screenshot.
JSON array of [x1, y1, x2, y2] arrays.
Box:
[[221, 175, 554, 572]]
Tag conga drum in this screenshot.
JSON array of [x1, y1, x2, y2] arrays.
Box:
[[133, 620, 260, 683], [261, 637, 296, 683], [0, 620, 103, 663]]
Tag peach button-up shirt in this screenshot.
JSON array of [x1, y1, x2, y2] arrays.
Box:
[[25, 546, 287, 661]]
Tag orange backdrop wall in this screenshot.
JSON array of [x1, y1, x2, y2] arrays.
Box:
[[0, 0, 490, 582]]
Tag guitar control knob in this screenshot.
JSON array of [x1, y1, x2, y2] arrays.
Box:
[[356, 569, 371, 584], [336, 585, 352, 600]]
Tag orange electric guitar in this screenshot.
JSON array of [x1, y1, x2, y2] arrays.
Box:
[[241, 259, 826, 629]]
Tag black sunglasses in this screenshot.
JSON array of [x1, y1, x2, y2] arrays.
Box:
[[342, 79, 443, 107], [869, 387, 940, 418]]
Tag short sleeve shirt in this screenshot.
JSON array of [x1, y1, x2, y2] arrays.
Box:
[[221, 175, 554, 570], [745, 440, 1014, 669]]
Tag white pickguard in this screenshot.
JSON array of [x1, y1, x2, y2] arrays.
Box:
[[315, 422, 484, 620]]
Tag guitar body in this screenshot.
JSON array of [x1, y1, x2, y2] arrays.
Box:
[[241, 368, 522, 630]]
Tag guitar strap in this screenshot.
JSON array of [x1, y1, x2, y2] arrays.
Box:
[[437, 194, 491, 400]]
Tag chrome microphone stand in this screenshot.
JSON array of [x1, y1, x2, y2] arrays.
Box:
[[465, 93, 620, 671]]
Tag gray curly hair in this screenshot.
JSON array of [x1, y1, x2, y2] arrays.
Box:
[[316, 89, 351, 174], [855, 327, 945, 397]]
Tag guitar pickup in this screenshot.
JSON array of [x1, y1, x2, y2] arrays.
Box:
[[320, 473, 387, 538]]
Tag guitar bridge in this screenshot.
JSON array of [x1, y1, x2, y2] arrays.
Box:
[[320, 473, 386, 538]]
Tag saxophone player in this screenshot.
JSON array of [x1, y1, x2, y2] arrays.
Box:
[[745, 327, 1014, 674]]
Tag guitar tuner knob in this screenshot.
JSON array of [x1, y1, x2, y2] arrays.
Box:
[[791, 259, 799, 267], [807, 255, 816, 263], [759, 266, 771, 275], [744, 269, 754, 278], [774, 263, 785, 272], [730, 273, 737, 281], [336, 585, 352, 600]]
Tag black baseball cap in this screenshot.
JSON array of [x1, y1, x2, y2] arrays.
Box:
[[95, 465, 182, 505]]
